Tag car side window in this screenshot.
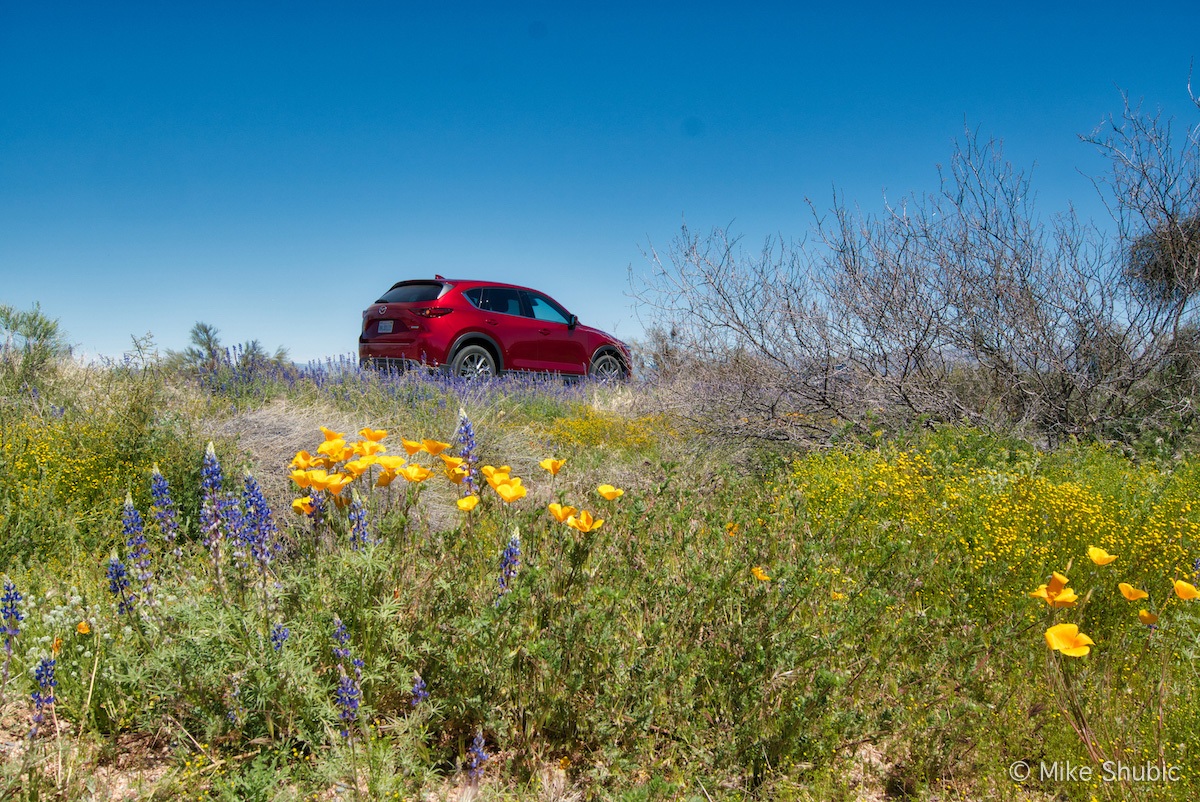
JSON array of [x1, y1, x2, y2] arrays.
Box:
[[525, 292, 570, 324], [478, 287, 523, 316]]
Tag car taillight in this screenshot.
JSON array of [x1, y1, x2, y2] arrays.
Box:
[[413, 308, 453, 318]]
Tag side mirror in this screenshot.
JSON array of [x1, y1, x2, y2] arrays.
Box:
[[567, 314, 578, 330]]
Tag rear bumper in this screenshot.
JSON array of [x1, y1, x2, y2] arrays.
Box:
[[358, 338, 446, 367]]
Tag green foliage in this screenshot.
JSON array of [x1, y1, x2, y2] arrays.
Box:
[[4, 354, 1200, 800]]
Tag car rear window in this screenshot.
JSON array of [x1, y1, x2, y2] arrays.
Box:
[[376, 282, 446, 304]]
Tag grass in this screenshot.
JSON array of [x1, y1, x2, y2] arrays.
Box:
[[1, 353, 1199, 800]]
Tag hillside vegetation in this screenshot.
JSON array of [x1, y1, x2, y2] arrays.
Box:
[[0, 343, 1198, 802]]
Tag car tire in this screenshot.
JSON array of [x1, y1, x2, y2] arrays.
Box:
[[451, 344, 498, 379], [589, 351, 627, 382]]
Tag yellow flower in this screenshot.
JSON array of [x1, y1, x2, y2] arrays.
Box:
[[1087, 546, 1117, 566], [399, 464, 433, 483], [325, 473, 354, 496], [317, 438, 350, 460], [304, 470, 332, 491], [401, 438, 425, 455], [359, 427, 388, 442], [52, 636, 62, 655], [292, 496, 315, 515], [76, 621, 91, 635], [457, 495, 480, 512], [1045, 623, 1094, 657], [290, 450, 318, 469], [751, 566, 770, 582], [830, 590, 847, 601], [375, 455, 407, 472], [350, 440, 386, 457], [1030, 571, 1078, 608], [1138, 609, 1159, 626], [1174, 580, 1199, 600], [566, 511, 604, 533], [343, 457, 377, 478], [495, 481, 527, 504], [422, 439, 451, 456], [540, 458, 566, 475], [480, 465, 511, 479], [486, 471, 512, 490], [597, 484, 624, 501], [319, 426, 345, 441], [439, 455, 465, 470], [446, 466, 469, 484], [548, 503, 577, 523], [375, 471, 398, 488], [1118, 582, 1149, 601], [290, 469, 312, 489]]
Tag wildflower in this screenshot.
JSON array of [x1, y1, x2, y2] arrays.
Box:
[[350, 440, 385, 458], [1045, 623, 1094, 657], [320, 426, 345, 441], [325, 473, 354, 496], [292, 496, 315, 515], [2, 579, 21, 688], [240, 473, 281, 574], [29, 657, 56, 738], [446, 465, 470, 484], [106, 557, 137, 615], [440, 455, 465, 470], [496, 531, 521, 603], [480, 465, 511, 480], [200, 442, 224, 498], [540, 458, 566, 475], [270, 623, 290, 652], [401, 438, 425, 455], [597, 484, 624, 501], [399, 464, 433, 483], [422, 439, 450, 456], [485, 471, 512, 490], [467, 730, 488, 779], [751, 566, 771, 582], [359, 427, 387, 442], [348, 495, 372, 549], [290, 450, 319, 469], [150, 464, 181, 557], [454, 409, 479, 492], [830, 590, 847, 601], [1174, 580, 1199, 601], [411, 674, 429, 706], [317, 438, 349, 461], [457, 495, 480, 512], [1118, 582, 1149, 601], [494, 480, 527, 504], [343, 456, 377, 477], [566, 511, 603, 533], [76, 621, 90, 635], [1087, 546, 1117, 566], [1030, 571, 1078, 608], [1138, 610, 1159, 626], [122, 493, 154, 603], [334, 664, 361, 738], [548, 503, 576, 523], [331, 616, 351, 661]]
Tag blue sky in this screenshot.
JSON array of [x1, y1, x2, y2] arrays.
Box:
[[2, 1, 1198, 363]]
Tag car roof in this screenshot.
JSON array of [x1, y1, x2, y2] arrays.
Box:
[[389, 277, 541, 293]]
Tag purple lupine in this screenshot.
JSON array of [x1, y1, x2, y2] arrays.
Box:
[[348, 496, 371, 550], [331, 616, 351, 661], [495, 532, 521, 605], [411, 673, 429, 706], [29, 657, 56, 738], [2, 580, 21, 690], [270, 623, 290, 652], [334, 664, 361, 738], [123, 493, 154, 605], [240, 472, 280, 573], [150, 464, 181, 558], [455, 408, 479, 493], [467, 730, 489, 779], [106, 557, 137, 615]]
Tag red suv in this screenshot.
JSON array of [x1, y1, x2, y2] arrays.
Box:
[[359, 277, 631, 380]]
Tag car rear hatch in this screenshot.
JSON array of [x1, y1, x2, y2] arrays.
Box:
[[361, 280, 456, 340]]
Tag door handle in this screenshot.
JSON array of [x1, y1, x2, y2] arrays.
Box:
[[485, 319, 499, 326], [538, 329, 550, 335]]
